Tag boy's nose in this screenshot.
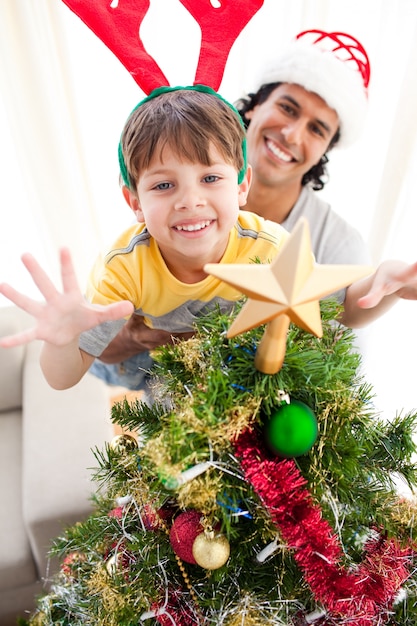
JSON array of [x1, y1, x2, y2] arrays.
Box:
[[174, 187, 206, 210]]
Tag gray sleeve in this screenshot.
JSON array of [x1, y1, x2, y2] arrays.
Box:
[[283, 189, 371, 304], [312, 224, 371, 267], [78, 319, 126, 357]]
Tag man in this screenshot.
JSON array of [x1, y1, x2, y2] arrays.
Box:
[[238, 30, 370, 273], [89, 30, 372, 392]]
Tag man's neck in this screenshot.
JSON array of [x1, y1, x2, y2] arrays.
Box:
[[244, 179, 303, 224]]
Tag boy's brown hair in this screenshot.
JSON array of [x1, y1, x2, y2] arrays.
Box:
[[120, 89, 246, 191]]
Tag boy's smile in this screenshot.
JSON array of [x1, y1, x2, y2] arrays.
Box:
[[173, 219, 214, 233]]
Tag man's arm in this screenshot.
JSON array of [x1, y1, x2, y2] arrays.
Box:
[[97, 314, 194, 363], [0, 248, 133, 389]]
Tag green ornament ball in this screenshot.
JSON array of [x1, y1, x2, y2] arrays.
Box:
[[264, 400, 318, 458]]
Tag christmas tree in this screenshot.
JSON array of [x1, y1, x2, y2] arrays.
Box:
[[25, 296, 417, 626]]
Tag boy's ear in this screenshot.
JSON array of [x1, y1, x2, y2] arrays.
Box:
[[122, 185, 144, 222], [238, 165, 252, 207]]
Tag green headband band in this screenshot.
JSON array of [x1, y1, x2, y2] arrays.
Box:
[[118, 84, 248, 189]]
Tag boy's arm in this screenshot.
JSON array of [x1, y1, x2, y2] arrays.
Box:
[[0, 248, 134, 389], [341, 260, 417, 327], [40, 340, 95, 390]]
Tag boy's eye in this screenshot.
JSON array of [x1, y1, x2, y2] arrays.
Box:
[[154, 182, 172, 190], [203, 174, 219, 183]]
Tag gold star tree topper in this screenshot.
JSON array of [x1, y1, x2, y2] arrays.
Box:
[[205, 218, 373, 374]]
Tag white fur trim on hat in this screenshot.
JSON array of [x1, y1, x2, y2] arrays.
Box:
[[255, 40, 369, 148]]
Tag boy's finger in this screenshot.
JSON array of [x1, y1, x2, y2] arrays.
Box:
[[96, 300, 135, 322], [21, 253, 59, 301], [60, 248, 81, 293], [0, 283, 44, 316], [0, 327, 38, 348]]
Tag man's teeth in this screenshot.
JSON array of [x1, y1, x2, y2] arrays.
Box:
[[266, 140, 292, 162], [175, 220, 211, 232]]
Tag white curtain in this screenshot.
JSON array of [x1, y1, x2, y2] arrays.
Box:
[[1, 0, 416, 417]]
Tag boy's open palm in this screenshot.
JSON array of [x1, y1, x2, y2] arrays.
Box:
[[0, 248, 134, 349]]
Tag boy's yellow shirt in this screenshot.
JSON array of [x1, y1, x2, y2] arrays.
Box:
[[80, 211, 288, 356]]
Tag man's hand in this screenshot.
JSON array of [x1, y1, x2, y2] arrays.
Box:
[[357, 260, 417, 308], [0, 248, 134, 348], [342, 260, 417, 328], [97, 314, 194, 363]]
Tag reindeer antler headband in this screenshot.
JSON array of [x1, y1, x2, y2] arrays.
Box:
[[61, 0, 265, 186]]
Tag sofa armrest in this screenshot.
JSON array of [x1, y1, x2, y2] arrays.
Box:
[[22, 340, 113, 578]]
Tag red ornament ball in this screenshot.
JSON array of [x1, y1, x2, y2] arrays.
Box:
[[169, 510, 204, 564], [61, 551, 85, 578], [264, 400, 318, 458], [108, 506, 123, 520], [142, 502, 176, 531]]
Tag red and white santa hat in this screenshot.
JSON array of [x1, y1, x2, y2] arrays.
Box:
[[254, 30, 371, 148]]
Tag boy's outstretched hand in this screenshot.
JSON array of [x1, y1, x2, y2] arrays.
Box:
[[0, 248, 134, 349]]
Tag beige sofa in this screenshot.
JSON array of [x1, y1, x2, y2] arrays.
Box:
[[0, 306, 114, 625]]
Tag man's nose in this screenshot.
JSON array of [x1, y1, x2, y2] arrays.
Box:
[[281, 119, 304, 144]]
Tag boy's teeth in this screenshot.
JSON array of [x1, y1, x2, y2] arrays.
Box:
[[176, 220, 211, 231]]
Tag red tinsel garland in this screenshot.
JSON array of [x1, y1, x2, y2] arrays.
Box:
[[233, 427, 414, 625], [152, 589, 200, 626]]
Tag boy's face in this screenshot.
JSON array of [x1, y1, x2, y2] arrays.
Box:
[[245, 83, 339, 188], [124, 143, 250, 276]]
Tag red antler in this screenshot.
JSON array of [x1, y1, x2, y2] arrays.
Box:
[[179, 0, 264, 91], [62, 0, 264, 94], [61, 0, 169, 94]]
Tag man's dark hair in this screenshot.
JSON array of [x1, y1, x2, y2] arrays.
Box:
[[235, 83, 341, 191]]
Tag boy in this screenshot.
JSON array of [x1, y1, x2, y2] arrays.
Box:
[[1, 86, 417, 390], [0, 87, 289, 389]]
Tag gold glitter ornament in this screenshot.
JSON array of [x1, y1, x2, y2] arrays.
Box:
[[192, 530, 230, 569], [109, 434, 138, 454]]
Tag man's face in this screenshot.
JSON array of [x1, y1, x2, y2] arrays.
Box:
[[245, 83, 339, 188]]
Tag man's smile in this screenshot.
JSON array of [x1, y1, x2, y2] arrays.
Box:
[[265, 138, 294, 163]]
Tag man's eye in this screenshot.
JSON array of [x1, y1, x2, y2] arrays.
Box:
[[279, 103, 295, 116], [311, 125, 324, 138]]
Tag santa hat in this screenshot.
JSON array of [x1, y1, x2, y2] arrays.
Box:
[[254, 30, 371, 148]]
